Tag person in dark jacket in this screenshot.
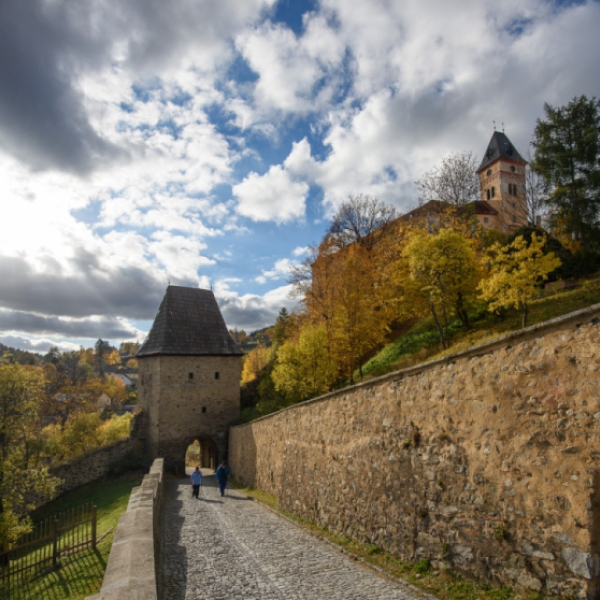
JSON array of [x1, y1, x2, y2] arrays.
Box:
[[216, 461, 230, 497]]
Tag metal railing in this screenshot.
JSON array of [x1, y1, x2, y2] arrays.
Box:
[[0, 503, 97, 594]]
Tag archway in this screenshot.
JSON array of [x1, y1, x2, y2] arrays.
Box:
[[184, 437, 218, 473]]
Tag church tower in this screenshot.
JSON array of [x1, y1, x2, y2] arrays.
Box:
[[477, 131, 528, 232], [137, 286, 243, 473]]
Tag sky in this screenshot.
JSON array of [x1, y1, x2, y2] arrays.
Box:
[[1, 0, 599, 354]]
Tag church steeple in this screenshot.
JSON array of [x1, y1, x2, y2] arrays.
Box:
[[477, 131, 528, 232]]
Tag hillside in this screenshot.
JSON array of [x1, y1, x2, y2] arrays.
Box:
[[241, 275, 600, 422]]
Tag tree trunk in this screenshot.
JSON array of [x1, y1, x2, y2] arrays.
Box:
[[456, 293, 471, 330], [522, 303, 529, 329], [430, 299, 447, 349]]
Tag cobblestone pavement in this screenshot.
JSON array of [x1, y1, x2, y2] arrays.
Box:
[[159, 475, 429, 600]]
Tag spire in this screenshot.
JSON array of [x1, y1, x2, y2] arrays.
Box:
[[477, 131, 526, 172]]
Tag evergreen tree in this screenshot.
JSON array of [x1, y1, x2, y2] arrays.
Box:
[[532, 96, 600, 250]]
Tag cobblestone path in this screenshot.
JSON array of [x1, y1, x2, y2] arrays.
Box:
[[159, 475, 429, 600]]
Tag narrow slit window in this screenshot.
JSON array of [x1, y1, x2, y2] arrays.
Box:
[[188, 372, 194, 380], [202, 406, 207, 413], [215, 372, 220, 380]]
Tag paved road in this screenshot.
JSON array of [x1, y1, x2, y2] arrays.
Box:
[[159, 474, 429, 600]]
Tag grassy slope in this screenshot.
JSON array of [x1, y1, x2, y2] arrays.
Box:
[[5, 473, 143, 600], [358, 278, 600, 381]]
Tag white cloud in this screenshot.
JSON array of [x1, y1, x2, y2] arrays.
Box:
[[255, 258, 297, 284], [233, 164, 309, 223], [235, 16, 345, 115], [214, 281, 297, 331], [293, 246, 310, 257]]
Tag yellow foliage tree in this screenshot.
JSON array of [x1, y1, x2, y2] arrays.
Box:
[[104, 349, 122, 366], [102, 376, 128, 408], [272, 325, 337, 402], [0, 363, 58, 549], [241, 344, 270, 384], [100, 413, 133, 444], [403, 229, 482, 348], [479, 233, 562, 328], [59, 412, 104, 458], [328, 244, 393, 381]]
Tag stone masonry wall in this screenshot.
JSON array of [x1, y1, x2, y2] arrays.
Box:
[[29, 432, 144, 510], [139, 355, 241, 472], [230, 303, 600, 598], [86, 458, 164, 600]]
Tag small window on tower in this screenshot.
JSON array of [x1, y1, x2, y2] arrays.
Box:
[[511, 166, 516, 172], [487, 169, 492, 176], [483, 217, 489, 224], [512, 215, 517, 223], [188, 372, 194, 380], [215, 372, 220, 380], [202, 406, 207, 413], [491, 187, 496, 198], [486, 189, 491, 200]]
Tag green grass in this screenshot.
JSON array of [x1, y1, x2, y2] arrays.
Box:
[[358, 277, 600, 381], [2, 473, 143, 600], [231, 481, 566, 600]]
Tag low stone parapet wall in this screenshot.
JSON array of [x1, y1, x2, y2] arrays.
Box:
[[230, 303, 600, 598], [86, 458, 164, 600]]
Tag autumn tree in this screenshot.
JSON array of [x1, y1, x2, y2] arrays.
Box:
[[0, 362, 58, 550], [272, 325, 337, 402], [416, 151, 480, 207], [329, 244, 393, 381], [119, 341, 141, 356], [403, 229, 481, 348], [241, 344, 271, 384], [532, 96, 600, 250], [479, 233, 561, 328], [101, 376, 128, 408], [104, 349, 122, 366]]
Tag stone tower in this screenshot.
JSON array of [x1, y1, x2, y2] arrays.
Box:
[[137, 286, 243, 473], [477, 131, 528, 232]]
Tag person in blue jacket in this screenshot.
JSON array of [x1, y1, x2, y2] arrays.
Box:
[[216, 461, 230, 497], [190, 466, 203, 498]]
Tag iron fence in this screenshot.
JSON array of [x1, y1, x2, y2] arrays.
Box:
[[0, 503, 97, 594]]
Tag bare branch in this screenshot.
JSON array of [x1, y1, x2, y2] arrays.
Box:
[[416, 151, 479, 207], [327, 194, 399, 251]]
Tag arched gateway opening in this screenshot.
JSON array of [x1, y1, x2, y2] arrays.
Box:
[[185, 437, 218, 473]]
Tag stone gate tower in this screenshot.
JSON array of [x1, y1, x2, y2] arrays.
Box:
[[477, 131, 528, 232], [137, 285, 243, 473]]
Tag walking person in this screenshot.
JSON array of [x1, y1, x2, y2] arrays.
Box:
[[190, 466, 203, 498], [216, 461, 230, 497]]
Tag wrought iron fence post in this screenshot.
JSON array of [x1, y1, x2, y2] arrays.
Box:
[[91, 505, 97, 550], [52, 517, 59, 566]]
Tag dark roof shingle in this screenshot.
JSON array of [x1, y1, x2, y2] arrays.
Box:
[[478, 131, 526, 172], [137, 286, 243, 357]]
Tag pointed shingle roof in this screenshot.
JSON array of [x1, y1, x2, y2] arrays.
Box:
[[478, 131, 526, 172], [137, 286, 243, 357]]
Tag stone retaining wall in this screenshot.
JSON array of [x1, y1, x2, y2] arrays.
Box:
[[46, 437, 144, 502], [230, 303, 600, 598], [87, 458, 164, 600], [28, 419, 145, 511]]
